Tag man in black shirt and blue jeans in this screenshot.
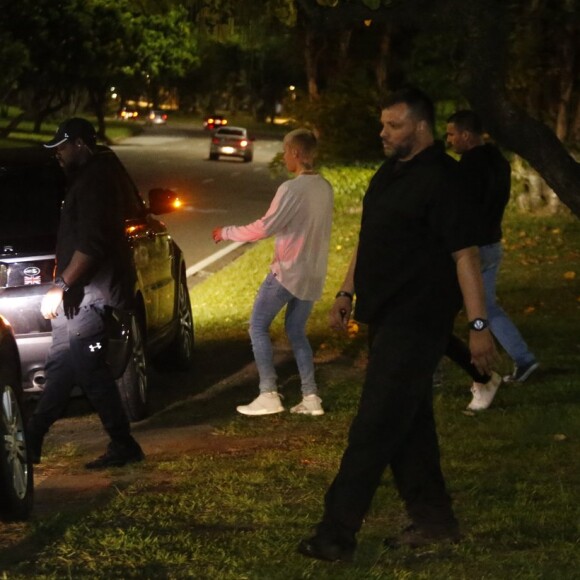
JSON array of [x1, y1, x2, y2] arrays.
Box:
[[27, 118, 144, 470], [446, 110, 539, 397], [298, 88, 496, 562]]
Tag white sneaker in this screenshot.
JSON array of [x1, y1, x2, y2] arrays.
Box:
[[290, 394, 324, 416], [467, 371, 502, 411], [236, 392, 284, 416]]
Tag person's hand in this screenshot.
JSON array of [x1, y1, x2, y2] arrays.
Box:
[[212, 227, 223, 243], [469, 329, 497, 376], [329, 297, 352, 331], [40, 286, 63, 319]]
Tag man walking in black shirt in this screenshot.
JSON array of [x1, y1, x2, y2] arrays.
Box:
[[445, 111, 539, 410], [298, 89, 496, 562], [27, 118, 144, 470]]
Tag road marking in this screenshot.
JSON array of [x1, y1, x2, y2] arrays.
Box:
[[186, 242, 246, 277]]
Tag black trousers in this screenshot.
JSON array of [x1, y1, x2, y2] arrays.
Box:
[[29, 301, 132, 450], [446, 333, 490, 383], [319, 309, 459, 543]]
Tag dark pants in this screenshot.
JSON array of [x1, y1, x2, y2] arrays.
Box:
[[446, 334, 490, 383], [28, 301, 132, 454], [318, 309, 458, 544]]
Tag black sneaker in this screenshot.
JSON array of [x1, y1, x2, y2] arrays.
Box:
[[298, 534, 355, 562], [503, 361, 539, 383], [384, 524, 461, 549], [85, 440, 144, 470]]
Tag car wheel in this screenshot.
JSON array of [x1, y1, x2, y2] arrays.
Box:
[[116, 314, 149, 422], [243, 153, 253, 162], [0, 383, 33, 522], [209, 152, 219, 161], [156, 276, 195, 371]]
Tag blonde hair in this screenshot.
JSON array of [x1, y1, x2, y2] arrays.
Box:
[[283, 128, 318, 169]]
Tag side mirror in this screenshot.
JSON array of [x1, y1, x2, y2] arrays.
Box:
[[148, 188, 182, 215]]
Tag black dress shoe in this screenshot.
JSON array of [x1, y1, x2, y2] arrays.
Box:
[[85, 440, 144, 470], [384, 524, 461, 549], [298, 535, 355, 562]]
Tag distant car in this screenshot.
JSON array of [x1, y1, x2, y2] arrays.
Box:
[[0, 316, 33, 522], [209, 126, 254, 162], [146, 110, 168, 125], [0, 146, 195, 422], [203, 114, 227, 131], [117, 107, 139, 121]]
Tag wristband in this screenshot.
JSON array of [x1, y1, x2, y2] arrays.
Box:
[[335, 290, 354, 300], [54, 276, 70, 292]]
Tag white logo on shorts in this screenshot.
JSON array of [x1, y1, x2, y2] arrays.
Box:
[[88, 342, 102, 352]]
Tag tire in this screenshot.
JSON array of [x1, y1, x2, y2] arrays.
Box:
[[209, 152, 219, 161], [0, 383, 33, 522], [156, 275, 195, 370], [243, 152, 253, 162], [116, 314, 149, 422]]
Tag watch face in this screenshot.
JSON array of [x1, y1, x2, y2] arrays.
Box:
[[473, 319, 485, 330]]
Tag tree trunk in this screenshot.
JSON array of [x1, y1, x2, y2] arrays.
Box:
[[555, 19, 577, 142], [304, 28, 321, 100], [375, 23, 391, 91]]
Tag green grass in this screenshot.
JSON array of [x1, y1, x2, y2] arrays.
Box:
[[1, 158, 579, 578]]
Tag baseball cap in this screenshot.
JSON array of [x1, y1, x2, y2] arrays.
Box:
[[44, 117, 97, 149]]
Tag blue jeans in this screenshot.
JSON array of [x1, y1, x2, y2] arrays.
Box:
[[480, 243, 536, 367], [249, 273, 317, 395]]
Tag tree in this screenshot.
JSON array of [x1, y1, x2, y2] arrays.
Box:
[[302, 0, 580, 216]]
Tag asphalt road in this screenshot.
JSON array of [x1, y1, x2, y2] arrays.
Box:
[[106, 122, 287, 414], [111, 123, 285, 274]]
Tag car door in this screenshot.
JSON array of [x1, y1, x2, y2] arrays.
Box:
[[124, 189, 176, 337]]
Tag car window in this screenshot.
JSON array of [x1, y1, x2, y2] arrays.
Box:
[[216, 129, 245, 137], [0, 162, 64, 242]]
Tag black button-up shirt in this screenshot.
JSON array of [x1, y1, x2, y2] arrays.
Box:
[[354, 142, 479, 325]]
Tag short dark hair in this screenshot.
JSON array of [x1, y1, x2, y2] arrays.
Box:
[[381, 87, 435, 131], [447, 110, 483, 135]]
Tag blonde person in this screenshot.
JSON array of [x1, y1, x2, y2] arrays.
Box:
[[213, 129, 334, 416]]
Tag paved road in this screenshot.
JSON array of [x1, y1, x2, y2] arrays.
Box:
[[112, 123, 285, 273]]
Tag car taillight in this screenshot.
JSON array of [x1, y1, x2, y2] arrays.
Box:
[[240, 139, 248, 147], [212, 137, 220, 144]]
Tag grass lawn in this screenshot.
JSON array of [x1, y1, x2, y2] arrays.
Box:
[[0, 143, 578, 577]]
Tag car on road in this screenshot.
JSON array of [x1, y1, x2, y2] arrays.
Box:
[[146, 110, 168, 125], [117, 107, 139, 121], [0, 147, 195, 422], [209, 126, 254, 162], [0, 316, 33, 522], [203, 114, 227, 131]]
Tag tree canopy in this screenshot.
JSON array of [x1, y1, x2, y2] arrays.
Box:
[[0, 0, 578, 214]]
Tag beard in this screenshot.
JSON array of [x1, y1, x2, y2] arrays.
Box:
[[382, 140, 413, 160]]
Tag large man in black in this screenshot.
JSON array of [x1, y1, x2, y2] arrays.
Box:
[[27, 118, 143, 470], [299, 89, 496, 562]]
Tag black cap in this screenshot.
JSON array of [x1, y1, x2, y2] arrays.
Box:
[[44, 117, 97, 149]]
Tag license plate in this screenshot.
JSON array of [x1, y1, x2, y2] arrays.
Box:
[[220, 146, 235, 154]]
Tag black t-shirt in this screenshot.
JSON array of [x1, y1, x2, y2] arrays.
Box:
[[354, 142, 479, 325], [56, 149, 135, 308], [459, 143, 511, 246]]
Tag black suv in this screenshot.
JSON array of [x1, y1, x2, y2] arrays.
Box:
[[0, 147, 194, 422]]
